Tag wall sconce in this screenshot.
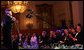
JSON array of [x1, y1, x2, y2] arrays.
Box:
[[26, 20, 33, 29]]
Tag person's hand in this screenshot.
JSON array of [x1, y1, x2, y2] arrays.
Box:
[[12, 17, 16, 21], [18, 43, 21, 45], [39, 41, 43, 43], [60, 41, 64, 44], [73, 38, 77, 41], [19, 33, 22, 37]]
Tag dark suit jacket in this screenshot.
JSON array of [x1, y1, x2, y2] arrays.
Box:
[[3, 15, 14, 49], [76, 30, 83, 44]]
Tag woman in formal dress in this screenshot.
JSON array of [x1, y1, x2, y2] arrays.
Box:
[[30, 33, 38, 49]]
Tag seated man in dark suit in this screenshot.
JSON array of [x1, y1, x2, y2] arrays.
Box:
[[75, 25, 83, 44], [39, 31, 48, 48]]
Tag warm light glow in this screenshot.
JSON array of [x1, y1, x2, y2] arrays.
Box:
[[10, 5, 27, 13], [8, 1, 28, 13], [16, 5, 21, 10], [26, 20, 33, 24], [13, 1, 23, 5]]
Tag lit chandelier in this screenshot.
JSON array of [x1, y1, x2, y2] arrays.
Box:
[[8, 1, 28, 13]]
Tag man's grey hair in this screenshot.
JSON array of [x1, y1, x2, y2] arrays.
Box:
[[5, 9, 12, 14]]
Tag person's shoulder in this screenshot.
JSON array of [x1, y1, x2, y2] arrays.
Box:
[[4, 15, 7, 18], [35, 36, 37, 38], [5, 15, 9, 17], [5, 15, 11, 19], [79, 31, 83, 35], [40, 35, 42, 37]]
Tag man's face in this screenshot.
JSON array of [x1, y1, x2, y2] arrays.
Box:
[[76, 26, 81, 32], [53, 32, 56, 37], [71, 29, 75, 33], [8, 11, 12, 16], [33, 33, 36, 37], [64, 29, 68, 34], [42, 31, 46, 36]]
